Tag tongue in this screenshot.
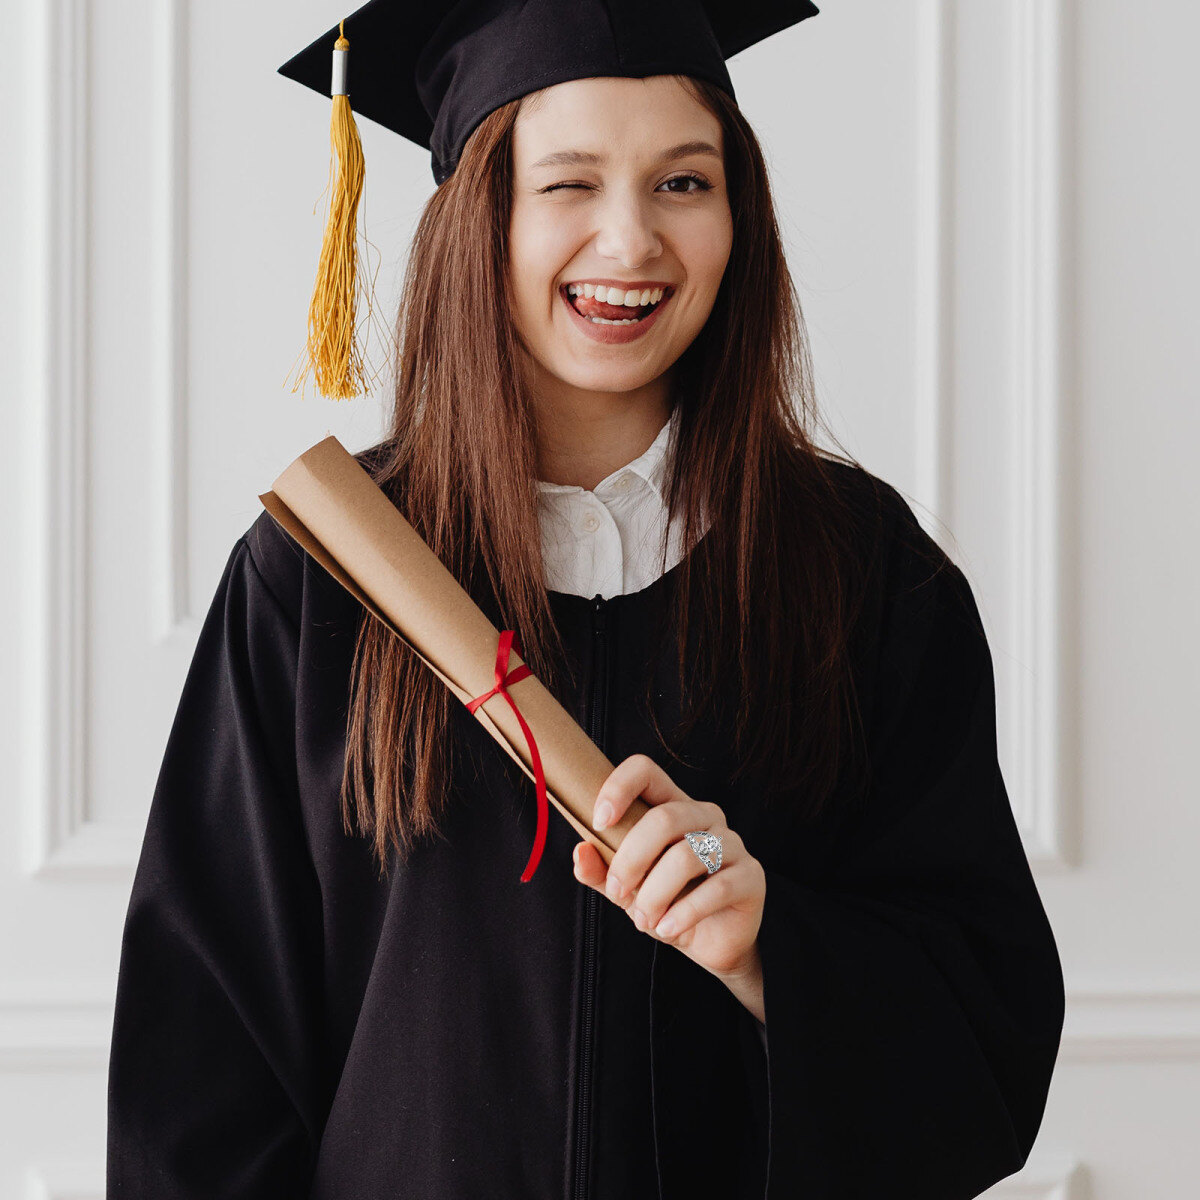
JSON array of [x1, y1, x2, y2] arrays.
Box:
[[572, 292, 647, 320]]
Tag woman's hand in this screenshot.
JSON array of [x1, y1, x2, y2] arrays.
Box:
[[572, 753, 766, 989]]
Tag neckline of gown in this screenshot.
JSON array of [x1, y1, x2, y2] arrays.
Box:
[[544, 526, 710, 612]]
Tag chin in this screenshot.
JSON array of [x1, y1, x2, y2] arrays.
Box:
[[555, 360, 665, 394]]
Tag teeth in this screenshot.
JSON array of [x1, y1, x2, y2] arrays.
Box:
[[565, 284, 666, 307]]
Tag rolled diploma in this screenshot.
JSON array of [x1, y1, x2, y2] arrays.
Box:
[[258, 433, 652, 868]]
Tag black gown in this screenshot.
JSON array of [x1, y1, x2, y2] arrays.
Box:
[[106, 458, 1065, 1199]]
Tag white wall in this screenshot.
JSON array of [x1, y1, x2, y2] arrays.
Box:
[[1, 0, 1196, 1194]]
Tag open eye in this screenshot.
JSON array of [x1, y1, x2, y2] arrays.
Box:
[[658, 173, 713, 194]]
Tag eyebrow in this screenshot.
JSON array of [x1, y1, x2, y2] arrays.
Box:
[[529, 140, 722, 170]]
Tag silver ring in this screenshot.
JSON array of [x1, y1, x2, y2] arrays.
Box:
[[684, 829, 724, 874]]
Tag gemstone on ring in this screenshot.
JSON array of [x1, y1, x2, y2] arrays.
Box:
[[684, 829, 723, 874]]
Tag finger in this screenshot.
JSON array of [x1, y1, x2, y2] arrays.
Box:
[[572, 840, 609, 891], [606, 800, 731, 903], [592, 754, 682, 830], [575, 841, 637, 916], [651, 860, 759, 944], [626, 835, 727, 933]]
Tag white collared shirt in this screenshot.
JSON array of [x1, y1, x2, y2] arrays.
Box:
[[536, 408, 766, 1048], [536, 405, 700, 600]]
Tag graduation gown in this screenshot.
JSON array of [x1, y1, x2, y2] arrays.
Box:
[[106, 460, 1065, 1199]]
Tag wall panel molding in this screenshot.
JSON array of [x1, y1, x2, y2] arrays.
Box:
[[914, 0, 956, 521], [150, 0, 193, 642], [23, 0, 189, 880], [1003, 0, 1074, 872], [25, 1162, 104, 1200], [0, 986, 113, 1072], [4, 986, 1196, 1071], [914, 0, 1075, 872], [22, 0, 95, 879], [1058, 988, 1200, 1063], [985, 1155, 1086, 1199]]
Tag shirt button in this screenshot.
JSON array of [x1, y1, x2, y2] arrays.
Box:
[[581, 512, 600, 532], [613, 473, 632, 493]]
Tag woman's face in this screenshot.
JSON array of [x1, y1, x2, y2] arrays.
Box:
[[508, 75, 733, 397]]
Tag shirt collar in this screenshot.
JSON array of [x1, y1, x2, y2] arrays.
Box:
[[535, 403, 676, 505]]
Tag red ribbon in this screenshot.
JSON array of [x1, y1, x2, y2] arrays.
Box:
[[465, 629, 547, 882]]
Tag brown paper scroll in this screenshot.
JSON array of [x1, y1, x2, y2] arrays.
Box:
[[257, 434, 652, 873]]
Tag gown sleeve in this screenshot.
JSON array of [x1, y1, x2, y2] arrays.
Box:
[[106, 529, 327, 1198], [753, 492, 1065, 1199]]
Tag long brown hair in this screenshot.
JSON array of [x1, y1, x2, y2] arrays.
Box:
[[342, 75, 896, 877]]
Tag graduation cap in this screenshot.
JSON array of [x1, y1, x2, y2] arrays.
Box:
[[277, 0, 820, 400]]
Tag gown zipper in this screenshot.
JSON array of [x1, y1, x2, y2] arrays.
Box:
[[572, 593, 608, 1200]]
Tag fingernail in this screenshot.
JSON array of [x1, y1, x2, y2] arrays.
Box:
[[592, 800, 613, 829], [655, 916, 677, 937], [605, 874, 621, 901]]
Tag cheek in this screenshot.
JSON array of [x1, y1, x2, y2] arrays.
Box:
[[679, 215, 733, 293], [510, 204, 586, 299]]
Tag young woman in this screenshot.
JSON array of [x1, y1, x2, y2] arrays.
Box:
[[107, 6, 1065, 1199]]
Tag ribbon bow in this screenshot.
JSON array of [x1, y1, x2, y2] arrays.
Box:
[[465, 630, 548, 882]]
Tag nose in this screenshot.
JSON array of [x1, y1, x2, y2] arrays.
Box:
[[592, 189, 663, 268]]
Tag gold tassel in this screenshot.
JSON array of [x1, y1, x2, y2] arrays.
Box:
[[286, 20, 381, 401]]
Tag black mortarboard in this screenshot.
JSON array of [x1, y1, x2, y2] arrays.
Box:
[[279, 0, 819, 186], [276, 0, 819, 400]]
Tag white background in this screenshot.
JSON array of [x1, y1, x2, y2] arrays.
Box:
[[1, 1, 1197, 1195]]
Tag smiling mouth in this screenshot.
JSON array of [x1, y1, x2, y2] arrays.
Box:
[[560, 284, 674, 324]]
